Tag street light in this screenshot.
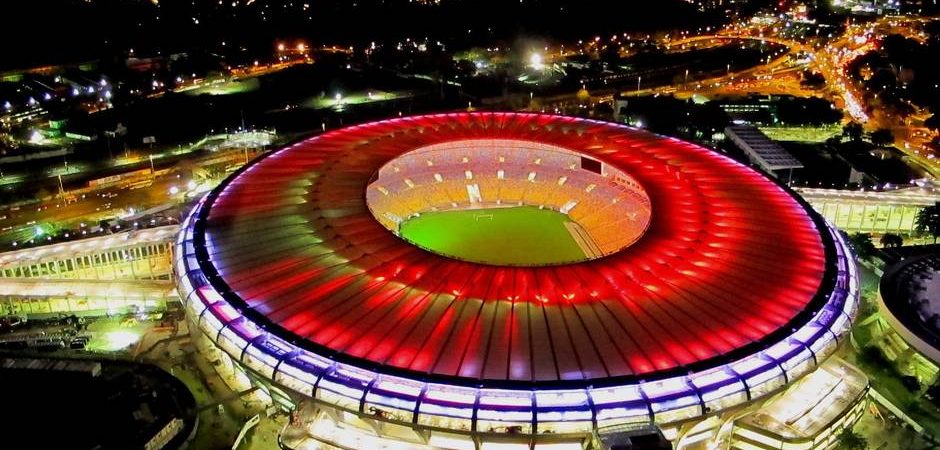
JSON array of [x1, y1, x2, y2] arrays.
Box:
[[529, 53, 544, 71]]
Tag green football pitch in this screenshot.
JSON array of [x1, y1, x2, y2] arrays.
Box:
[[398, 206, 587, 266]]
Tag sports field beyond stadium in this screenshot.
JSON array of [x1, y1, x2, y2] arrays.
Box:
[[398, 206, 587, 266]]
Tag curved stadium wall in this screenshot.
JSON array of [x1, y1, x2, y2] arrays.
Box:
[[172, 113, 859, 446]]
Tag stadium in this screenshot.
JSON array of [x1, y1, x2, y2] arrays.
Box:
[[873, 253, 940, 383], [174, 113, 859, 449]]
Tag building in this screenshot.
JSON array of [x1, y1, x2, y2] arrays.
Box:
[[729, 359, 869, 450], [175, 113, 859, 449], [0, 226, 177, 318], [796, 186, 940, 234], [871, 252, 940, 386], [831, 0, 901, 15], [725, 124, 804, 181]]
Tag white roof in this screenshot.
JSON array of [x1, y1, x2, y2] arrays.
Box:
[[726, 124, 803, 172]]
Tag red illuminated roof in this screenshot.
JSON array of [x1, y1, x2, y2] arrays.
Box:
[[198, 113, 830, 385]]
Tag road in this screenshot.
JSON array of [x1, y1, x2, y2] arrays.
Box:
[[0, 174, 182, 246], [0, 142, 265, 247], [547, 14, 940, 180]]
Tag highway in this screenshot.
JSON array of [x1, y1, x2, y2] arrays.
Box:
[[0, 137, 271, 248], [543, 14, 940, 179]]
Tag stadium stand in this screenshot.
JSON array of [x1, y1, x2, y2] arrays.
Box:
[[366, 139, 652, 259]]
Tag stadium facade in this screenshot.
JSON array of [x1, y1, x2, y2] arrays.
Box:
[[873, 253, 940, 385], [173, 113, 859, 449]]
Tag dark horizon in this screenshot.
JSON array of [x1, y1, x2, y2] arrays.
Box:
[[1, 0, 727, 71]]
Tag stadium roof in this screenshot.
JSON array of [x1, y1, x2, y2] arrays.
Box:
[[189, 113, 834, 387], [725, 124, 804, 172], [0, 225, 177, 268], [879, 253, 940, 363]]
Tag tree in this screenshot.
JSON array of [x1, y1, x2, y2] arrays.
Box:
[[836, 429, 867, 450], [869, 128, 894, 147], [915, 202, 940, 243], [926, 383, 940, 408], [880, 233, 903, 248], [925, 114, 940, 133], [800, 70, 826, 89], [843, 121, 863, 141], [848, 233, 877, 260], [826, 136, 843, 147], [901, 375, 921, 392]]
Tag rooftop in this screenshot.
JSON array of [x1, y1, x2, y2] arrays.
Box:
[[190, 113, 834, 386], [737, 359, 868, 440], [725, 124, 804, 172]]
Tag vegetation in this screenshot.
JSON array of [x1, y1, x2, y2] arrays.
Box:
[[847, 31, 940, 116], [860, 345, 892, 368], [800, 70, 826, 89], [880, 233, 903, 248], [836, 429, 867, 450], [610, 95, 730, 139], [926, 384, 940, 408], [842, 121, 863, 142], [848, 232, 877, 260], [869, 128, 894, 147], [925, 113, 940, 133], [774, 96, 842, 125], [901, 375, 922, 392], [915, 202, 940, 243]]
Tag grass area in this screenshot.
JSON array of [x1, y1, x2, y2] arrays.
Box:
[[182, 78, 260, 96], [759, 125, 841, 143], [399, 206, 585, 266], [302, 90, 408, 110], [844, 345, 940, 434]]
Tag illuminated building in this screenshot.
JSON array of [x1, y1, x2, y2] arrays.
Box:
[[174, 113, 858, 449], [723, 124, 803, 181], [831, 0, 901, 15], [796, 186, 940, 234], [871, 253, 940, 385], [0, 226, 177, 317], [729, 359, 869, 450]]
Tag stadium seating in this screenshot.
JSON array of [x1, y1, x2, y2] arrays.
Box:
[[366, 140, 651, 257]]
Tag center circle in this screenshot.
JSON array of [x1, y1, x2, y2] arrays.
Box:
[[365, 139, 652, 266]]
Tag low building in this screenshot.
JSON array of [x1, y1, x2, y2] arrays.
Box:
[[795, 186, 940, 234], [729, 359, 869, 450], [0, 226, 178, 318], [872, 252, 940, 385], [725, 124, 803, 181]]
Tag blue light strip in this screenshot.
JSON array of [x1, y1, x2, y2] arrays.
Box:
[[175, 198, 859, 432]]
